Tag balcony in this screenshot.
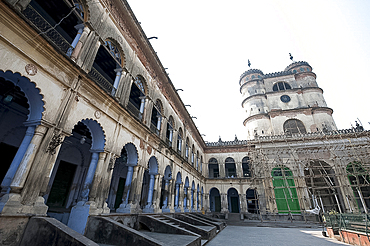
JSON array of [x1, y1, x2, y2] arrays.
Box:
[[88, 67, 116, 96], [22, 4, 73, 56], [127, 101, 142, 121], [150, 123, 159, 135], [165, 138, 172, 147]]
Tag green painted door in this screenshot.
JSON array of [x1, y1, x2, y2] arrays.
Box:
[[272, 167, 300, 214]]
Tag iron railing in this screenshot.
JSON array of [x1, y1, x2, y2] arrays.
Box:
[[127, 101, 142, 121], [88, 67, 116, 95], [165, 138, 172, 147], [150, 123, 159, 135], [325, 213, 370, 234], [22, 5, 73, 55]]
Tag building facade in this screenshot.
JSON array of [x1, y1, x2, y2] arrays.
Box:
[[0, 0, 369, 244]]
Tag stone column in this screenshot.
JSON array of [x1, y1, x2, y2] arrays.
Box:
[[174, 182, 181, 212], [67, 151, 104, 234], [112, 68, 122, 96], [116, 162, 136, 213], [143, 172, 156, 213], [184, 187, 189, 212], [67, 23, 84, 57], [0, 125, 48, 215], [153, 174, 162, 213], [71, 25, 90, 61], [1, 125, 35, 194], [205, 193, 210, 213], [9, 125, 47, 192], [221, 193, 229, 213], [178, 183, 184, 212], [162, 178, 170, 212]]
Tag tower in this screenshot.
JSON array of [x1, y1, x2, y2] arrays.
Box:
[[240, 61, 337, 139]]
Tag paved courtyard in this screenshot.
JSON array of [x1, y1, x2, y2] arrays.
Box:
[[207, 226, 348, 246]]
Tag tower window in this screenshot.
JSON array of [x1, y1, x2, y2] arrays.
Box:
[[283, 119, 307, 135], [273, 82, 291, 92]]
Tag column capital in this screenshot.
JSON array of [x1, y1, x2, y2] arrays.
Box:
[[74, 23, 85, 30]]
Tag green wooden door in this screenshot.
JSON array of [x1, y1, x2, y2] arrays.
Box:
[[272, 167, 300, 214]]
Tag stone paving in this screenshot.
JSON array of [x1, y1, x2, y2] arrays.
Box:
[[207, 226, 348, 246]]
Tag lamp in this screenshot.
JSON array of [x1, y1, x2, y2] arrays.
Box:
[[80, 136, 86, 145]]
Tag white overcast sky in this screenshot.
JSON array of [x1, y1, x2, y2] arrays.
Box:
[[127, 0, 370, 142]]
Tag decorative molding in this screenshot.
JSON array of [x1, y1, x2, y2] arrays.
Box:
[[46, 133, 63, 155], [25, 64, 37, 76]]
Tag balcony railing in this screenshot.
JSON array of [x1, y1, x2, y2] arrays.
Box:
[[88, 67, 116, 96], [150, 123, 159, 135], [22, 4, 73, 55], [127, 101, 142, 121], [165, 138, 172, 147]]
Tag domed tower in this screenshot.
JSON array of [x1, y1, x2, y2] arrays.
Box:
[[240, 61, 337, 139]]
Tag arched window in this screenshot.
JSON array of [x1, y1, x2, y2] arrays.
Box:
[[273, 82, 291, 92], [191, 145, 195, 165], [200, 156, 203, 172], [166, 116, 174, 146], [196, 151, 199, 170], [127, 76, 146, 121], [242, 156, 251, 177], [90, 39, 123, 96], [185, 138, 189, 159], [150, 99, 162, 135], [177, 128, 183, 154], [283, 119, 306, 134], [225, 157, 236, 178], [208, 158, 219, 178]]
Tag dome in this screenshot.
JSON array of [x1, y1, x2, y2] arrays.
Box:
[[284, 61, 312, 73]]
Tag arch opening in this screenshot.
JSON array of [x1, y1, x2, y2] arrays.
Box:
[[227, 188, 240, 213], [209, 187, 221, 212]]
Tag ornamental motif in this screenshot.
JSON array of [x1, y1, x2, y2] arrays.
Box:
[[25, 64, 37, 76]]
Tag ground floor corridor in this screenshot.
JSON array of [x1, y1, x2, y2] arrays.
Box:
[[207, 226, 347, 246]]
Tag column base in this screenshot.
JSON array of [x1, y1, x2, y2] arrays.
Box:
[[0, 193, 48, 215], [67, 201, 99, 234], [143, 204, 155, 213], [184, 208, 190, 212], [116, 202, 138, 213], [174, 207, 183, 213], [161, 206, 171, 213]]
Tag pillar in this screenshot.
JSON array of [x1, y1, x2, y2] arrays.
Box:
[[67, 23, 84, 57], [116, 163, 136, 213], [184, 187, 189, 212], [162, 178, 170, 212], [143, 173, 156, 213], [81, 152, 100, 201], [153, 174, 162, 213], [174, 183, 181, 212], [1, 125, 35, 194], [67, 151, 104, 234], [221, 193, 229, 213], [9, 125, 47, 192], [112, 68, 122, 96]]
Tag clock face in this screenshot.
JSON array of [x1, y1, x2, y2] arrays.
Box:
[[280, 95, 291, 103]]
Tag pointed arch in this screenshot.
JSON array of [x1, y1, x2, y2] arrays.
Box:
[[164, 165, 172, 180], [176, 172, 182, 184], [148, 156, 158, 175], [0, 70, 45, 124], [80, 119, 106, 152], [123, 143, 138, 166]]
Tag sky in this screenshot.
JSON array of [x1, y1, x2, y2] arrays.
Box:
[[127, 0, 370, 143]]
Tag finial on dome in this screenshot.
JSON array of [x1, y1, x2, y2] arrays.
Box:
[[248, 59, 251, 68], [289, 53, 293, 61]]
